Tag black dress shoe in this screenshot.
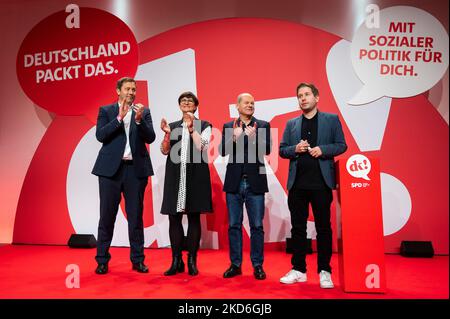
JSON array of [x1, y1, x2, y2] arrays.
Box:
[[95, 263, 108, 275], [132, 262, 149, 273], [253, 265, 266, 280], [223, 264, 242, 278], [164, 255, 184, 276]]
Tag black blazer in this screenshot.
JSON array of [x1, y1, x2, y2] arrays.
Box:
[[91, 103, 156, 178], [219, 117, 272, 194]]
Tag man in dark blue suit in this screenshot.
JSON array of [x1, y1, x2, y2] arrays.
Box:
[[92, 77, 155, 274], [219, 93, 272, 280], [279, 83, 347, 288]]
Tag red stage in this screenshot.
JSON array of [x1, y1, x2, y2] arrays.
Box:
[[0, 245, 447, 299]]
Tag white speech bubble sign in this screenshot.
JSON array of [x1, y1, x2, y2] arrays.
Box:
[[349, 6, 449, 105], [346, 154, 371, 181]]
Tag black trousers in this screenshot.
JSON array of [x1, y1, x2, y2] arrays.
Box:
[[95, 161, 148, 264], [287, 186, 333, 274], [168, 213, 201, 257]]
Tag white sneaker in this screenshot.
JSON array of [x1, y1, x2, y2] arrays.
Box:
[[319, 270, 334, 288], [280, 269, 307, 284]]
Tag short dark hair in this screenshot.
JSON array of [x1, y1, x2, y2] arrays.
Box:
[[116, 77, 136, 90], [296, 83, 319, 97], [178, 91, 199, 106]]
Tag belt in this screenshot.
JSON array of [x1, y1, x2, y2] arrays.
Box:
[[121, 159, 133, 165]]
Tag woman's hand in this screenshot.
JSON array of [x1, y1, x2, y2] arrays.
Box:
[[186, 112, 195, 133], [161, 118, 171, 134]]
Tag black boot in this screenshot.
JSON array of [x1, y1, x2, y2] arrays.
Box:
[[187, 254, 198, 276], [164, 255, 184, 276]]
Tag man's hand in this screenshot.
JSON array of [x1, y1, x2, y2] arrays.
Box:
[[244, 122, 257, 139], [308, 146, 322, 158], [295, 139, 310, 153], [233, 119, 244, 140], [118, 101, 130, 120], [133, 103, 145, 122]]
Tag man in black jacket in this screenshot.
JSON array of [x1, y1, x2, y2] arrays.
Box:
[[279, 83, 347, 288], [219, 93, 272, 280], [92, 77, 156, 275]]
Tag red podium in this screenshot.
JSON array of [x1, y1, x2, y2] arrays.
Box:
[[335, 155, 386, 293]]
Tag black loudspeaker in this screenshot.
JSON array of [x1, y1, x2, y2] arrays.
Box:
[[400, 241, 434, 258], [286, 238, 313, 254], [68, 234, 97, 248]]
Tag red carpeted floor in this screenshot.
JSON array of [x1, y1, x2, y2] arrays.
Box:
[[0, 245, 447, 299]]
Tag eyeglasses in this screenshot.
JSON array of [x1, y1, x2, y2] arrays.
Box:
[[180, 98, 195, 104]]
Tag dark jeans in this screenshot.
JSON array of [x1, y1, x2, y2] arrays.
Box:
[[168, 213, 201, 257], [226, 177, 265, 267], [287, 187, 333, 274], [96, 161, 148, 265]]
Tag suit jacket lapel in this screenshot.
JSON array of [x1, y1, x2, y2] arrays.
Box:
[[113, 102, 120, 117], [170, 119, 184, 142], [294, 116, 302, 142], [175, 119, 184, 128], [317, 111, 323, 145], [130, 109, 136, 139]]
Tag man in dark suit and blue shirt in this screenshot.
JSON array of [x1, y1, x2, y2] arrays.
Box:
[[279, 83, 347, 288], [92, 77, 156, 275], [220, 93, 272, 280]]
